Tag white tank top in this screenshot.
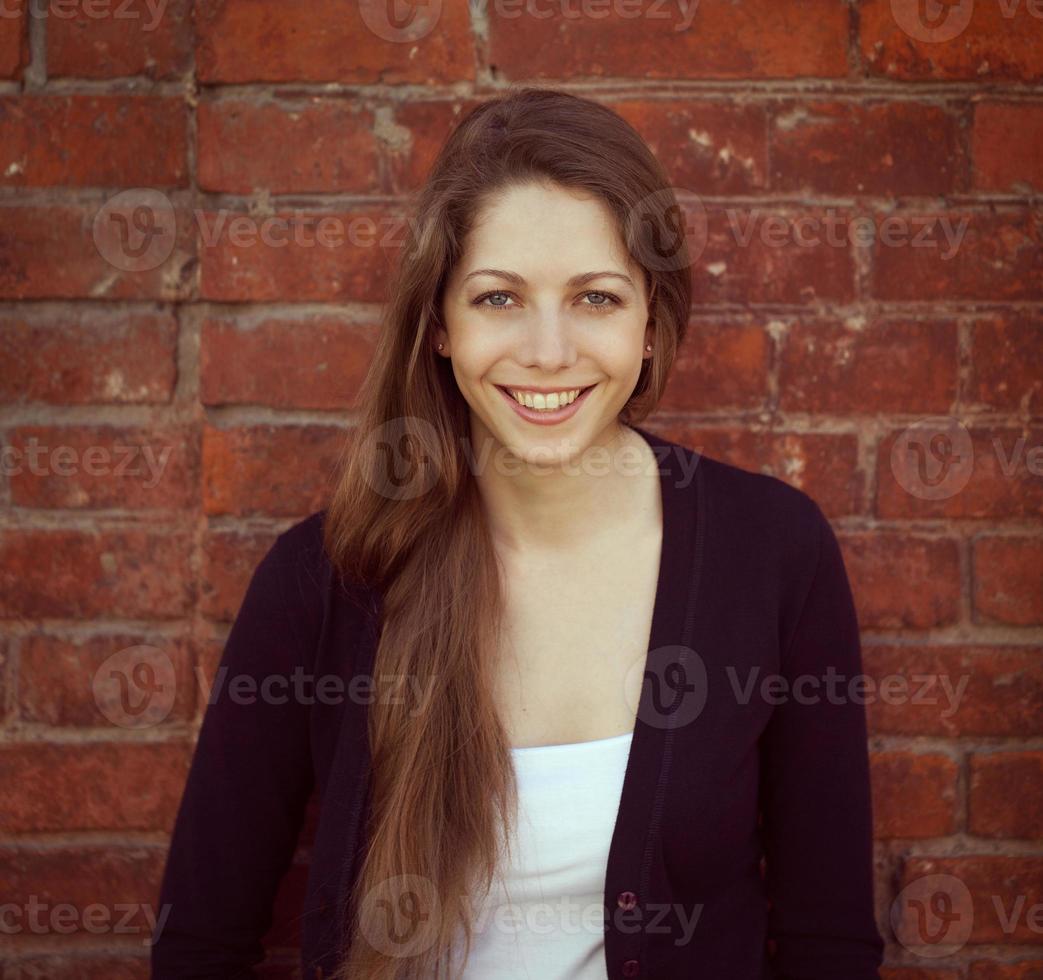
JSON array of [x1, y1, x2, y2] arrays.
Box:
[[453, 730, 634, 979]]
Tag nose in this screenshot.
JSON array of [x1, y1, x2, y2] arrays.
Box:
[[519, 308, 578, 373]]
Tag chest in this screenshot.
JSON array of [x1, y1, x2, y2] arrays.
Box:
[[492, 528, 662, 748]]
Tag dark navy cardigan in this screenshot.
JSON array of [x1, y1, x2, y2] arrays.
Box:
[[151, 425, 885, 979]]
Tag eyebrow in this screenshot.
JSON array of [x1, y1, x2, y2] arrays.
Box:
[[461, 269, 637, 290]]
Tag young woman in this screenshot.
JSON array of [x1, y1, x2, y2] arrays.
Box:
[[153, 87, 884, 980]]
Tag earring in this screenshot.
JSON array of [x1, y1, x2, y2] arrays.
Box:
[[437, 343, 445, 351], [645, 343, 653, 352]]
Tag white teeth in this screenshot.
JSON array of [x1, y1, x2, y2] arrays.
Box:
[[507, 388, 582, 411]]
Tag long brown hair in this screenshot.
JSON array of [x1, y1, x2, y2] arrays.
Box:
[[323, 84, 692, 979]]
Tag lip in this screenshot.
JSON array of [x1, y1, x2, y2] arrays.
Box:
[[496, 384, 596, 426]]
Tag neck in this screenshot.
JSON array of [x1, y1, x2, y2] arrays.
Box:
[[468, 419, 658, 556]]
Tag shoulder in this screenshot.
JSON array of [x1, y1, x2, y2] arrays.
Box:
[[266, 508, 374, 617], [697, 451, 825, 538], [650, 428, 825, 543], [652, 431, 831, 597]]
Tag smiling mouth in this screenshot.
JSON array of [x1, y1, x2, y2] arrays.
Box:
[[495, 384, 596, 401]]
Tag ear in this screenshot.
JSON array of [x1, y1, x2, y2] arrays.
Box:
[[432, 327, 449, 356]]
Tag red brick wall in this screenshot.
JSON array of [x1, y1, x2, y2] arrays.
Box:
[[1, 2, 1041, 977]]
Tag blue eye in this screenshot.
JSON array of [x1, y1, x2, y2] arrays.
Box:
[[472, 290, 622, 313]]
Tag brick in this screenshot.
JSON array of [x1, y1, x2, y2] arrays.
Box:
[[0, 527, 192, 619], [968, 315, 1043, 414], [974, 536, 1043, 626], [18, 632, 195, 727], [0, 636, 9, 726], [0, 96, 187, 188], [969, 753, 1043, 839], [200, 526, 280, 620], [7, 424, 199, 510], [973, 103, 1043, 192], [771, 101, 967, 196], [200, 315, 376, 410], [196, 0, 475, 83], [658, 319, 771, 411], [386, 97, 486, 193], [488, 0, 849, 80], [0, 744, 191, 832], [47, 0, 192, 79], [877, 426, 1043, 519], [611, 99, 769, 193], [0, 204, 195, 300], [969, 961, 1043, 979], [896, 856, 1043, 943], [861, 0, 1043, 81], [839, 531, 961, 629], [870, 208, 1043, 302], [0, 309, 176, 405], [863, 645, 1043, 738], [646, 423, 863, 517], [882, 970, 961, 980], [780, 318, 957, 414], [262, 859, 308, 949], [198, 208, 395, 302], [0, 954, 149, 979], [197, 99, 380, 195], [0, 0, 26, 78], [871, 752, 959, 838], [693, 206, 857, 305], [202, 424, 347, 517], [0, 844, 165, 946]]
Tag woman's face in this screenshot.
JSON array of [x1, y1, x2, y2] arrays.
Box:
[[437, 180, 654, 466]]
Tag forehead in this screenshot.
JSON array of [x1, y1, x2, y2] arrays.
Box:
[[455, 181, 635, 280]]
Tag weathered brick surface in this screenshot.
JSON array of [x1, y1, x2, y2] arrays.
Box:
[[2, 4, 1039, 975]]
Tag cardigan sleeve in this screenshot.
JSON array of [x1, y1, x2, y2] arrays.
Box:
[[151, 529, 318, 979], [758, 501, 885, 979]]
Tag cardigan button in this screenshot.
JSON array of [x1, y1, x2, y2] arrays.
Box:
[[617, 890, 638, 911], [622, 958, 640, 977]]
